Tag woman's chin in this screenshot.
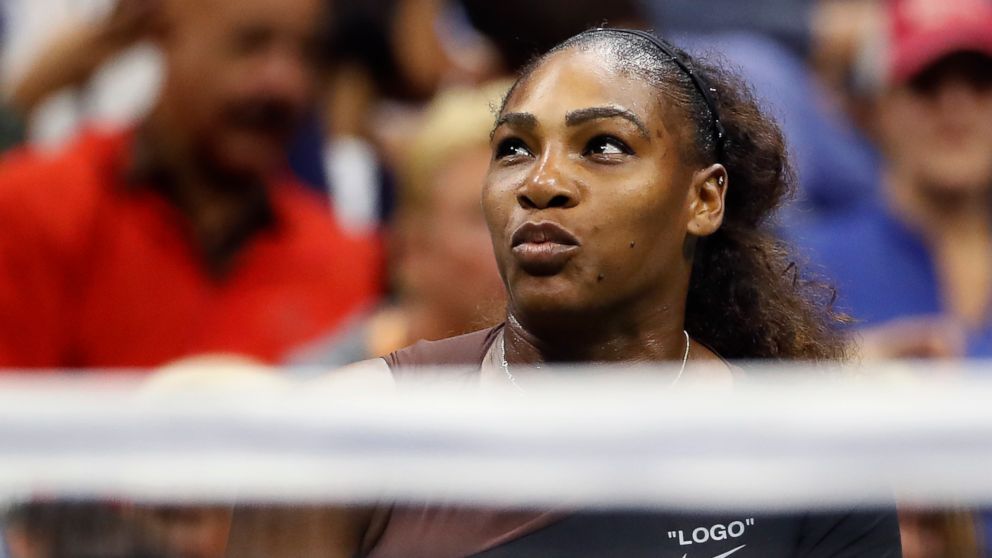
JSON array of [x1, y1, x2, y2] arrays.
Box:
[[510, 287, 599, 327]]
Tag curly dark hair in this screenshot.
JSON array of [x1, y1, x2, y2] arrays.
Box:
[[500, 29, 848, 361]]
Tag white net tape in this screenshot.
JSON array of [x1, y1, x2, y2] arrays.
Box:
[[0, 362, 990, 511]]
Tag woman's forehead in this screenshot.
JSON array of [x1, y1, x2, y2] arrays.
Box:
[[505, 48, 663, 127]]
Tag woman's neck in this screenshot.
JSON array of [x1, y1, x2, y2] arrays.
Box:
[[502, 307, 689, 365]]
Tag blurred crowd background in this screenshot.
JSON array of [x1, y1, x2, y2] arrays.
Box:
[[0, 0, 991, 556]]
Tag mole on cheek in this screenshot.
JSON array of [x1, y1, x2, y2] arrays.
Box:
[[597, 273, 605, 282], [629, 241, 636, 248]]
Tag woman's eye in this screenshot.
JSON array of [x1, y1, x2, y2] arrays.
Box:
[[495, 138, 533, 160], [585, 136, 632, 157]]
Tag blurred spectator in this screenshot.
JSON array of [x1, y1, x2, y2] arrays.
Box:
[[794, 8, 992, 546], [793, 0, 992, 359], [0, 0, 379, 368], [0, 1, 386, 238], [292, 81, 509, 366], [1, 2, 381, 555]]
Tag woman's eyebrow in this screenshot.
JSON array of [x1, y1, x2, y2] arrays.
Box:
[[490, 112, 538, 139], [565, 106, 650, 139]]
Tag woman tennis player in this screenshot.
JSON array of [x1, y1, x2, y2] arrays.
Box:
[[235, 27, 902, 557], [337, 27, 903, 558]]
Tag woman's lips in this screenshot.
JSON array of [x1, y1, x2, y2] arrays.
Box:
[[510, 221, 580, 276]]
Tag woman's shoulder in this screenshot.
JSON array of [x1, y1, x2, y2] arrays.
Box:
[[383, 326, 504, 371]]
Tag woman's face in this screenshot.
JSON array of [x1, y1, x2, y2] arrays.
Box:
[[483, 46, 717, 324]]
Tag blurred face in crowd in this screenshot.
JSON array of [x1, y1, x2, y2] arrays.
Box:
[[878, 52, 992, 196], [159, 0, 325, 176], [483, 47, 723, 326], [399, 145, 506, 328]]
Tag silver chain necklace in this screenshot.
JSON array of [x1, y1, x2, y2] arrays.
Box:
[[497, 330, 691, 393]]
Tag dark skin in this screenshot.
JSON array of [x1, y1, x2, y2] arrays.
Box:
[[484, 47, 730, 368]]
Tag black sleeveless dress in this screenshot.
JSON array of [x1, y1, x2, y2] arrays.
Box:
[[365, 327, 902, 558]]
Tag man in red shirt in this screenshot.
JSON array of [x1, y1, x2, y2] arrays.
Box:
[[0, 0, 380, 368]]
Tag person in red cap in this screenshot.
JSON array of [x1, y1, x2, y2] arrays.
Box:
[[0, 0, 381, 370], [795, 0, 992, 360], [794, 2, 992, 553]]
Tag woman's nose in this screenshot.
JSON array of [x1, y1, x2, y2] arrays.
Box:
[[516, 154, 579, 210]]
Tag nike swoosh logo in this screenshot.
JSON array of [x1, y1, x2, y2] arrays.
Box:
[[712, 544, 746, 558], [681, 544, 746, 558]]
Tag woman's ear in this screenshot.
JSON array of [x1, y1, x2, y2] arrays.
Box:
[[687, 164, 728, 237]]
